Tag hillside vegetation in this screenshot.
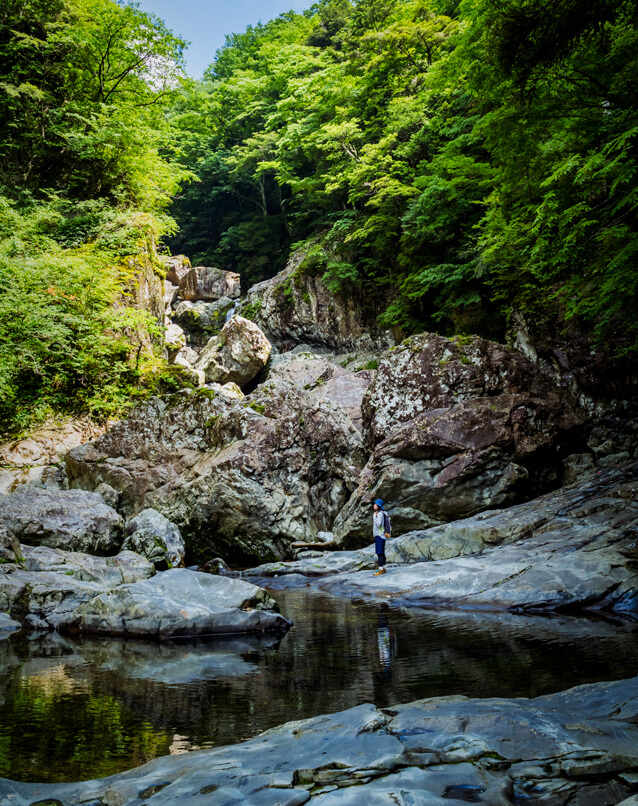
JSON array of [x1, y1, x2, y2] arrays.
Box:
[[170, 0, 638, 344], [2, 0, 637, 434], [0, 0, 189, 433]]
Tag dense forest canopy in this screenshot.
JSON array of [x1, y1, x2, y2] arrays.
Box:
[[1, 0, 637, 434]]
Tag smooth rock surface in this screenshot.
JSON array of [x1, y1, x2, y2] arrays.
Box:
[[165, 257, 240, 301], [0, 487, 123, 554], [250, 461, 638, 614], [64, 568, 291, 638], [173, 297, 235, 347], [0, 613, 20, 634], [1, 676, 637, 805], [194, 315, 271, 387]]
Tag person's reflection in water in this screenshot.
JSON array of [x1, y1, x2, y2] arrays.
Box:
[[376, 612, 397, 681]]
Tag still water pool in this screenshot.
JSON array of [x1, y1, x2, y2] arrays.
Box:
[[1, 585, 637, 783]]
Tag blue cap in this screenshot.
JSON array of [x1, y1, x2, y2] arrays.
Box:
[[374, 499, 384, 508]]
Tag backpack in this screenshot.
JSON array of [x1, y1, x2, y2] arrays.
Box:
[[383, 510, 392, 536]]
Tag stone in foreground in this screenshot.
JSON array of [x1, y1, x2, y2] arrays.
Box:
[[63, 568, 291, 638], [1, 677, 636, 805], [122, 508, 186, 568]]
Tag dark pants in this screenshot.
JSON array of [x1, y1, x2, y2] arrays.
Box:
[[375, 536, 386, 567], [377, 552, 386, 567]]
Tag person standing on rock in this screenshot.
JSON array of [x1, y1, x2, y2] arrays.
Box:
[[372, 499, 391, 576]]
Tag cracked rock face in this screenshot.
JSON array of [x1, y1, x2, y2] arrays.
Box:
[[66, 382, 365, 564], [0, 487, 124, 555], [241, 250, 393, 351], [331, 332, 587, 546], [1, 676, 636, 805]]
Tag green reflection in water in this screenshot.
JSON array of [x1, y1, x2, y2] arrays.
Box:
[[0, 672, 171, 783]]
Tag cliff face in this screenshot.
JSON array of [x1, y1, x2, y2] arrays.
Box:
[[59, 250, 638, 564]]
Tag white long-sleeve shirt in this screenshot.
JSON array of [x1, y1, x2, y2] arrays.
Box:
[[373, 510, 386, 538]]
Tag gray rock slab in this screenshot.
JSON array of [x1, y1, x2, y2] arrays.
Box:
[[249, 461, 638, 614], [1, 677, 636, 805], [0, 487, 123, 554], [62, 568, 292, 638], [0, 612, 20, 635], [0, 547, 155, 630]]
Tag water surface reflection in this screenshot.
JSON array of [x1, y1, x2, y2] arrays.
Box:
[[1, 587, 637, 782]]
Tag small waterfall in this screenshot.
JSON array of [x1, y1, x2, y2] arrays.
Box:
[[225, 301, 239, 323]]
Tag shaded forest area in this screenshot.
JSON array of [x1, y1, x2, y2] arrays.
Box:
[[1, 0, 637, 433]]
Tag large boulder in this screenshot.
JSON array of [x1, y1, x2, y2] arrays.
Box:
[[194, 316, 271, 387], [122, 508, 186, 568], [64, 568, 291, 638], [66, 382, 364, 563], [268, 352, 375, 431], [0, 487, 124, 554], [3, 677, 638, 806], [240, 250, 394, 350], [165, 256, 240, 301], [330, 332, 586, 546], [334, 393, 584, 545], [363, 332, 581, 447], [173, 297, 236, 347]]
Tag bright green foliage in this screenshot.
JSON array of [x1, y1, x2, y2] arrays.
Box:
[[170, 0, 638, 350], [0, 0, 190, 434]]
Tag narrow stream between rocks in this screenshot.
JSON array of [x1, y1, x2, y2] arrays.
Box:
[[1, 585, 637, 783]]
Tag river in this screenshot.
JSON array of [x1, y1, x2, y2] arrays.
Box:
[[1, 585, 637, 783]]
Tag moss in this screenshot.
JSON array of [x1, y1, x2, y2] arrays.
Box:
[[194, 387, 216, 400], [248, 401, 266, 415], [452, 333, 475, 346], [364, 359, 378, 370], [459, 355, 471, 365], [302, 292, 311, 304], [241, 299, 262, 321]]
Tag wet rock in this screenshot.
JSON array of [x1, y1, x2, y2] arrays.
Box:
[[1, 676, 636, 806], [202, 557, 229, 575], [63, 568, 291, 638], [241, 250, 394, 351], [248, 461, 638, 612], [66, 383, 364, 563], [562, 452, 596, 486], [298, 461, 638, 614], [194, 316, 271, 387], [335, 393, 583, 546], [0, 487, 123, 554], [0, 612, 20, 634], [165, 256, 240, 302], [122, 508, 185, 568]]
